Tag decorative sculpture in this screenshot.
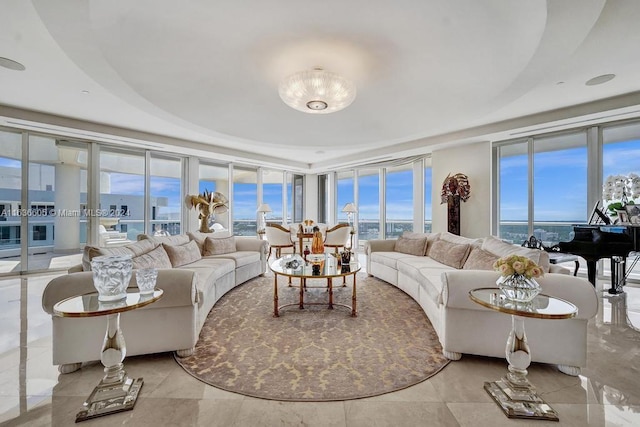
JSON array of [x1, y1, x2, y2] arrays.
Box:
[[440, 173, 471, 235], [185, 190, 229, 233]]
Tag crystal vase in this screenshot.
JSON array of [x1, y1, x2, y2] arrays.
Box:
[[496, 274, 541, 303], [91, 255, 133, 302]]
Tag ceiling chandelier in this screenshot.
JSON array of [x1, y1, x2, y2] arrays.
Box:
[[278, 67, 356, 114]]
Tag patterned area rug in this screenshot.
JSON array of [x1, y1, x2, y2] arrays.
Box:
[[174, 273, 449, 401]]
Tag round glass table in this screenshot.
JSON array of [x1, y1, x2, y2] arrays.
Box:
[[469, 288, 577, 421], [270, 254, 361, 317], [54, 290, 163, 422]]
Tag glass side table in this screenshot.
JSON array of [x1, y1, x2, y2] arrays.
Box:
[[53, 290, 163, 422], [469, 288, 577, 421]]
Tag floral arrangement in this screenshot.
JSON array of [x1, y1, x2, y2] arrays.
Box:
[[185, 190, 229, 233], [493, 254, 544, 279], [440, 173, 471, 204], [603, 174, 640, 215]]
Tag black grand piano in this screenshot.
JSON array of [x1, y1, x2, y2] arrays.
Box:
[[559, 224, 640, 294]]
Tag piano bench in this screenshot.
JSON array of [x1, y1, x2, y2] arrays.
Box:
[[549, 253, 580, 276]]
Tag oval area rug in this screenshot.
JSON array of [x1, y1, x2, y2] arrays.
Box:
[[174, 273, 449, 401]]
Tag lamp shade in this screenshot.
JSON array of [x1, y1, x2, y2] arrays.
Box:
[[279, 68, 356, 114], [341, 203, 357, 213], [257, 203, 272, 213]]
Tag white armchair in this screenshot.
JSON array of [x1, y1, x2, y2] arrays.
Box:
[[265, 223, 295, 258], [98, 224, 128, 247], [324, 223, 352, 253]]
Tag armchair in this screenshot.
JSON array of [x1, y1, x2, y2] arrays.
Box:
[[324, 223, 352, 254], [265, 223, 295, 258]]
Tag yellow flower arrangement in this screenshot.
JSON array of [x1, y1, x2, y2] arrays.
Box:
[[493, 254, 544, 279]]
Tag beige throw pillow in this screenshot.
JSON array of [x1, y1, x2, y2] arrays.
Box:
[[163, 240, 202, 267], [132, 245, 173, 269], [428, 239, 471, 269], [463, 247, 500, 270], [204, 236, 236, 255], [481, 235, 550, 272], [394, 236, 428, 256]]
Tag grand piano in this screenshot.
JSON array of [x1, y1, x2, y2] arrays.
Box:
[[558, 224, 640, 294]]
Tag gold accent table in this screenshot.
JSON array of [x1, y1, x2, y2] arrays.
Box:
[[469, 288, 577, 421], [53, 290, 163, 422], [270, 255, 361, 317]]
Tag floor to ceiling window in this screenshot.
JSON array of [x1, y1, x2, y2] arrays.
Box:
[[357, 169, 380, 241], [28, 136, 88, 271], [263, 169, 284, 224], [385, 163, 413, 238], [497, 141, 529, 243], [0, 130, 23, 273], [233, 166, 258, 236], [496, 132, 588, 245], [337, 171, 354, 224], [199, 162, 230, 229], [602, 123, 640, 215], [100, 148, 145, 242], [424, 161, 433, 232], [533, 132, 587, 245], [150, 155, 182, 236]]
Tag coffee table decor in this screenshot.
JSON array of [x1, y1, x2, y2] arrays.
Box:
[[174, 273, 449, 401]]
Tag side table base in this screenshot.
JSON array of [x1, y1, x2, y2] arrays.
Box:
[[76, 376, 143, 422], [484, 380, 559, 421]]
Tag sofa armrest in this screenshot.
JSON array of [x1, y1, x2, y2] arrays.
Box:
[[236, 238, 268, 253], [549, 264, 569, 274], [68, 264, 84, 273], [365, 239, 397, 255], [440, 270, 597, 320], [42, 269, 198, 315]]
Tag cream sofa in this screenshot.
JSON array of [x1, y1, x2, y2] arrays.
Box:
[[42, 231, 268, 373], [366, 232, 598, 376]]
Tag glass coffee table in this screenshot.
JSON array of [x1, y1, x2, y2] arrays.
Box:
[[270, 254, 361, 317], [469, 288, 577, 421], [53, 290, 163, 422]]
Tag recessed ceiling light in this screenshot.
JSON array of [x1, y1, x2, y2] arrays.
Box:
[[315, 151, 325, 155], [0, 57, 26, 71], [81, 90, 90, 94], [556, 81, 565, 85], [585, 74, 615, 86]]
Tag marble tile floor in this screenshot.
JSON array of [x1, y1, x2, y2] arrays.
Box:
[[1, 272, 639, 426]]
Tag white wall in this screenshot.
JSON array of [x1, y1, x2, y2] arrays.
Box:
[[431, 141, 492, 238]]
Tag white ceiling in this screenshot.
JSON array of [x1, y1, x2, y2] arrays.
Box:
[[1, 0, 640, 172]]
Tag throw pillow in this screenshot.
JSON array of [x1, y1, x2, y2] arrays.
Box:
[[481, 235, 550, 272], [428, 239, 471, 269], [204, 235, 236, 255], [394, 236, 428, 256], [132, 245, 173, 269], [463, 247, 500, 270], [163, 240, 202, 268]]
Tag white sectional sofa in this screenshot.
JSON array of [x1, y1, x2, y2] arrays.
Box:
[[42, 231, 268, 373], [366, 231, 598, 376]]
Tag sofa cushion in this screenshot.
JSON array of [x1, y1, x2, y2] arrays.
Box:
[[418, 269, 446, 305], [82, 245, 135, 271], [140, 233, 190, 246], [398, 257, 454, 284], [126, 239, 158, 257], [463, 247, 500, 271], [481, 235, 550, 272], [187, 230, 232, 254], [428, 239, 471, 269], [178, 257, 236, 304], [163, 240, 202, 268], [204, 235, 236, 255], [394, 235, 428, 256], [438, 231, 482, 247], [207, 251, 260, 268], [132, 244, 173, 269], [370, 251, 415, 269]]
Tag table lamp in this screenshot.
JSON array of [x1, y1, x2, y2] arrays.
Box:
[[342, 203, 357, 226], [257, 203, 272, 232]]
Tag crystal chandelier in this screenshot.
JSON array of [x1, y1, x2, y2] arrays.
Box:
[[278, 67, 356, 114]]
